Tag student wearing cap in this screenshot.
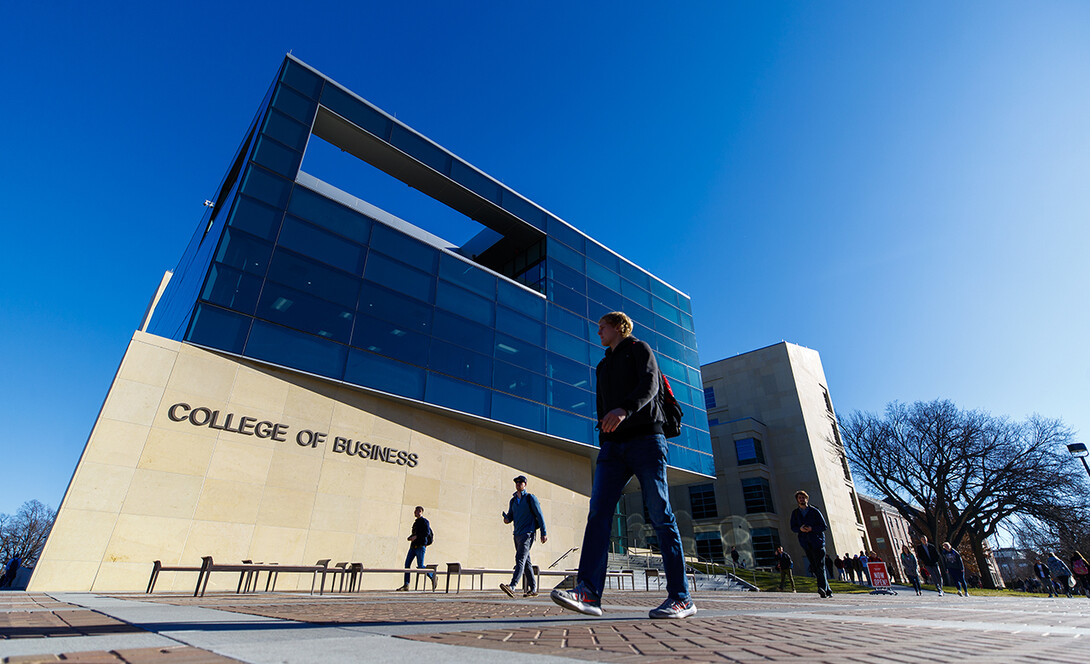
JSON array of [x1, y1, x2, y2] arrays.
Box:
[[501, 475, 547, 598]]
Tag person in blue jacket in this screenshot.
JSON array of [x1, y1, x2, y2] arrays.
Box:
[[500, 475, 548, 598], [790, 490, 832, 598]]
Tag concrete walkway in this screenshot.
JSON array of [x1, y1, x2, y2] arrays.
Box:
[[3, 588, 1090, 662]]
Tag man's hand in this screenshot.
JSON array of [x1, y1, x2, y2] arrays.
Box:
[[800, 525, 812, 533], [408, 534, 416, 541], [600, 407, 628, 433], [541, 535, 548, 544]]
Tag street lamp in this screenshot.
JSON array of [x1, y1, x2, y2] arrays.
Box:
[[1067, 442, 1090, 479]]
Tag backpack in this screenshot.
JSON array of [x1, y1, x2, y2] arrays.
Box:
[[425, 526, 434, 546], [659, 373, 684, 439], [1073, 558, 1088, 576]]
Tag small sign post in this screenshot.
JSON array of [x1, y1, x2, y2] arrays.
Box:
[[867, 561, 897, 595]]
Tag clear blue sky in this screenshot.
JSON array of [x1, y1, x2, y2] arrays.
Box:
[[2, 2, 1088, 516]]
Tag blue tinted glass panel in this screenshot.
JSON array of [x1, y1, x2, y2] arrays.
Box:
[[345, 349, 425, 400], [656, 336, 683, 362], [686, 366, 702, 386], [494, 333, 545, 372], [546, 352, 592, 389], [262, 109, 310, 152], [497, 279, 546, 319], [281, 59, 323, 99], [436, 280, 494, 326], [320, 85, 391, 139], [450, 160, 500, 203], [621, 279, 652, 308], [246, 320, 347, 379], [496, 306, 545, 346], [429, 340, 492, 386], [266, 249, 360, 308], [622, 300, 653, 333], [439, 253, 496, 298], [432, 310, 494, 355], [215, 227, 273, 275], [586, 260, 620, 291], [547, 305, 587, 340], [370, 224, 439, 273], [547, 409, 595, 444], [680, 310, 694, 332], [587, 280, 623, 312], [585, 241, 619, 272], [548, 380, 595, 417], [358, 281, 432, 333], [239, 166, 292, 210], [252, 135, 302, 177], [352, 313, 430, 366], [546, 216, 585, 253], [256, 282, 354, 343], [227, 195, 284, 241], [364, 252, 435, 303], [492, 392, 545, 431], [682, 346, 700, 368], [678, 295, 693, 316], [652, 296, 682, 324], [547, 327, 591, 365], [390, 125, 450, 174], [548, 260, 586, 294], [500, 191, 546, 229], [201, 264, 262, 315], [549, 281, 587, 317], [650, 279, 679, 307], [271, 84, 316, 124], [287, 187, 372, 244], [278, 216, 366, 275], [620, 260, 650, 290], [187, 303, 251, 354], [426, 373, 490, 417], [547, 238, 585, 272], [658, 355, 687, 383], [493, 361, 546, 402]]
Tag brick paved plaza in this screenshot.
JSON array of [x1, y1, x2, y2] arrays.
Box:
[[3, 588, 1090, 663]]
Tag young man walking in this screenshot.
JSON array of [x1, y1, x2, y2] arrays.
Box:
[[774, 546, 795, 592], [396, 506, 435, 591], [789, 490, 832, 598], [551, 312, 696, 619], [915, 536, 944, 596], [500, 475, 547, 598]]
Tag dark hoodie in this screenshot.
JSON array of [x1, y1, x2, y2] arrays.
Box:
[[595, 336, 664, 443]]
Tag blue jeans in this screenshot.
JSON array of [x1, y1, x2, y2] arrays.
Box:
[[576, 434, 689, 602], [404, 546, 434, 585], [511, 533, 536, 591]]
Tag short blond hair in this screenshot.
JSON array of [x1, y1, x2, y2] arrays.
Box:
[[795, 490, 809, 500], [599, 312, 633, 337]]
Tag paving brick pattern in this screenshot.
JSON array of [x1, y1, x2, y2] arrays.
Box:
[[0, 609, 142, 641], [2, 645, 243, 663], [210, 598, 569, 623]]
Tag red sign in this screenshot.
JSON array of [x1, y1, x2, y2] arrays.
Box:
[[868, 562, 891, 589]]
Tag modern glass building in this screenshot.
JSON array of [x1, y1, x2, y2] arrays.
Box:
[[146, 55, 712, 476]]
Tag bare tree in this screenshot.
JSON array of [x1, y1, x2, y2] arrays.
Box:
[[0, 500, 57, 567], [840, 400, 1088, 588]]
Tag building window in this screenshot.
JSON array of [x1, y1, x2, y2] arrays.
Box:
[[734, 438, 765, 466], [704, 386, 716, 410], [689, 484, 718, 520], [741, 477, 775, 514], [751, 527, 781, 567], [695, 531, 725, 564], [708, 417, 719, 426], [821, 385, 833, 413]]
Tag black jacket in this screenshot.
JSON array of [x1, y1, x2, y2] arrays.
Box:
[[595, 336, 663, 442], [410, 516, 430, 549], [915, 542, 940, 566]]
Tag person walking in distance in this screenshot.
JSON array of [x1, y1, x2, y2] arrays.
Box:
[[1047, 551, 1074, 598], [901, 544, 922, 596], [396, 506, 435, 591], [915, 536, 944, 596], [789, 490, 832, 598], [774, 546, 796, 592], [500, 475, 548, 598], [1034, 558, 1055, 596], [731, 546, 740, 570], [941, 542, 969, 597], [551, 312, 696, 620]]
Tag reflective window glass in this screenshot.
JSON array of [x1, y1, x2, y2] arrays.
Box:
[[287, 187, 371, 244], [493, 361, 546, 402], [358, 280, 432, 334], [678, 295, 693, 316], [256, 282, 353, 343], [546, 216, 585, 253], [492, 392, 545, 431], [425, 372, 490, 417], [271, 83, 316, 124], [497, 279, 546, 320], [201, 264, 262, 315], [621, 279, 652, 308], [187, 303, 251, 354], [548, 259, 586, 294], [262, 109, 310, 153], [682, 346, 700, 369], [619, 260, 650, 290], [587, 280, 623, 312], [547, 408, 595, 444], [650, 278, 679, 308], [656, 335, 683, 362], [439, 253, 496, 298], [546, 352, 592, 389], [686, 366, 702, 386], [450, 160, 500, 203], [735, 438, 766, 466], [585, 241, 619, 272], [547, 305, 588, 340], [437, 280, 494, 326], [547, 380, 595, 417], [245, 320, 347, 379], [497, 306, 545, 346], [741, 477, 775, 514], [622, 300, 653, 333], [320, 85, 392, 139], [547, 327, 590, 365], [345, 349, 425, 400], [689, 484, 718, 520], [432, 310, 494, 355], [548, 281, 587, 317], [658, 355, 687, 384], [547, 238, 585, 272], [652, 296, 683, 325], [428, 340, 492, 386], [500, 191, 546, 229], [390, 125, 450, 174], [494, 333, 545, 373], [228, 195, 284, 241], [750, 528, 782, 567], [280, 59, 323, 99], [252, 135, 302, 177], [351, 312, 430, 366], [278, 215, 365, 275], [215, 227, 273, 275], [266, 248, 360, 308], [370, 224, 439, 273], [585, 259, 620, 291], [680, 310, 694, 332], [364, 251, 435, 303], [239, 166, 292, 210]]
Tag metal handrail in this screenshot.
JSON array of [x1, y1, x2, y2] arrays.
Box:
[[549, 547, 579, 569]]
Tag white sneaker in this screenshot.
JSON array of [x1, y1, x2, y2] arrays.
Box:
[[649, 597, 697, 619]]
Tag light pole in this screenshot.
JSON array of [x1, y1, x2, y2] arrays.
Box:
[[1067, 442, 1090, 479]]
